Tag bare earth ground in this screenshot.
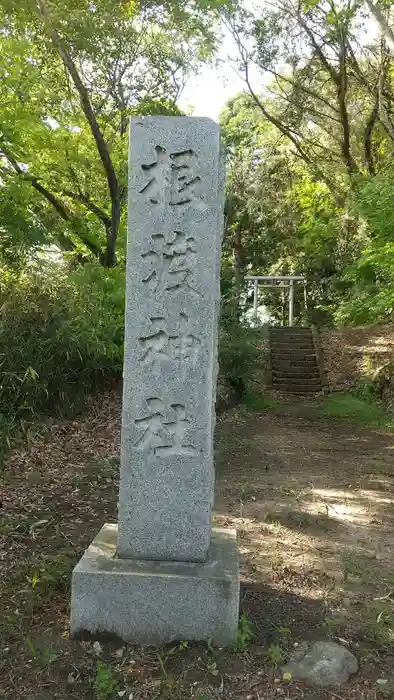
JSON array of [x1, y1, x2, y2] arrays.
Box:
[[321, 324, 394, 392], [2, 387, 394, 700]]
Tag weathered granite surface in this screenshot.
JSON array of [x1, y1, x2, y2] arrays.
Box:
[[118, 117, 223, 562], [70, 524, 239, 645], [282, 641, 358, 687], [70, 117, 239, 645]]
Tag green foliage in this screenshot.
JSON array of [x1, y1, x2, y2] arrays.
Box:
[[220, 87, 394, 328], [220, 94, 360, 326], [314, 394, 392, 429], [0, 261, 124, 436], [335, 241, 394, 326], [242, 391, 278, 412], [354, 169, 394, 242], [219, 0, 394, 329], [234, 613, 254, 652], [322, 616, 338, 637], [219, 307, 264, 401], [206, 659, 219, 676], [92, 662, 120, 700], [0, 0, 227, 265], [157, 652, 168, 680], [267, 643, 284, 667], [25, 638, 59, 668]]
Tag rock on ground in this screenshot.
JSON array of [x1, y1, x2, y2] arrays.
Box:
[[281, 641, 358, 687]]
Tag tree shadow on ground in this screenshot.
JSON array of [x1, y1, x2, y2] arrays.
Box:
[[215, 408, 394, 651], [4, 392, 394, 699], [240, 582, 326, 644]]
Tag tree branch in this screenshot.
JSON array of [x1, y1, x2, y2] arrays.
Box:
[[364, 99, 379, 175], [337, 29, 356, 175], [1, 142, 104, 257], [365, 0, 394, 55], [258, 62, 340, 114], [296, 14, 340, 85], [63, 190, 111, 229], [37, 0, 120, 265]]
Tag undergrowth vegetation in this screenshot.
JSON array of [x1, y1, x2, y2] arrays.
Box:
[[0, 262, 125, 446], [219, 307, 265, 402], [315, 394, 392, 429], [0, 262, 264, 450]]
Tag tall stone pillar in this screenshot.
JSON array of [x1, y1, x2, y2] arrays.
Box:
[[70, 117, 239, 646]]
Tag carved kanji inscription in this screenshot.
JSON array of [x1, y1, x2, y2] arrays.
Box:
[[139, 312, 200, 363], [141, 230, 201, 297], [139, 146, 202, 206], [134, 398, 196, 456]]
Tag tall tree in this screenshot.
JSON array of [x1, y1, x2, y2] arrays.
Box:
[[0, 0, 228, 265], [220, 91, 367, 324], [224, 0, 394, 188], [364, 0, 394, 54]]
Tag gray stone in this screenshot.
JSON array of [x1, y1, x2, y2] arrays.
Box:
[[281, 641, 358, 687], [70, 523, 239, 646], [118, 116, 223, 562], [70, 116, 239, 646]]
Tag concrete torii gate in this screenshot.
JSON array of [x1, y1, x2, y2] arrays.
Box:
[[245, 275, 306, 327]]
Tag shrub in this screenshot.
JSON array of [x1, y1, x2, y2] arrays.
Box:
[[218, 307, 264, 401], [0, 258, 267, 447], [335, 243, 394, 326], [0, 261, 125, 432]]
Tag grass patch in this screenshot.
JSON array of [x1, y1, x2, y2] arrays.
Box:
[[92, 662, 121, 700], [242, 390, 279, 412], [313, 393, 392, 429]]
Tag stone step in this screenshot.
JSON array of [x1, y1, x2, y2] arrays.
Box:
[[271, 385, 321, 394], [271, 351, 317, 361], [272, 375, 321, 387], [270, 336, 314, 344], [270, 338, 314, 345], [272, 357, 318, 366], [269, 323, 322, 393], [272, 370, 319, 379], [270, 324, 311, 330], [270, 329, 313, 336], [272, 375, 322, 384], [271, 343, 315, 349], [272, 378, 321, 387], [271, 345, 316, 354], [272, 368, 320, 378]]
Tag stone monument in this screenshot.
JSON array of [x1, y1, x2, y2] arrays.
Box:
[[70, 116, 239, 645]]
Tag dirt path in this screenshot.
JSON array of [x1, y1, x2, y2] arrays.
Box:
[[217, 408, 394, 644], [1, 389, 394, 699]]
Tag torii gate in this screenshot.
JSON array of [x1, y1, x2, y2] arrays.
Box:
[[245, 275, 306, 327]]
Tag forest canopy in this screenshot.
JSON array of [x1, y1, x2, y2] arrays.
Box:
[[1, 0, 394, 326], [0, 0, 229, 266], [219, 0, 394, 325]]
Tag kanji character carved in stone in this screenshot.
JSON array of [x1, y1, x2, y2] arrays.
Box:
[[141, 230, 201, 297], [139, 146, 202, 206], [134, 398, 195, 456], [139, 312, 200, 363]]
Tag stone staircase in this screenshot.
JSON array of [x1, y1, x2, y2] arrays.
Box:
[[269, 326, 322, 394]]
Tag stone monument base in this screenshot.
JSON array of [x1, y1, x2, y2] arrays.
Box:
[[70, 524, 239, 646]]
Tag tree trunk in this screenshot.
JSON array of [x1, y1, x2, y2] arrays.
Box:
[[102, 203, 119, 267], [38, 0, 121, 265], [233, 225, 244, 318], [365, 0, 394, 55]]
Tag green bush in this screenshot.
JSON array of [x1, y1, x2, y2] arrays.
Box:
[[335, 242, 394, 326], [0, 258, 268, 449], [218, 309, 264, 401], [315, 393, 391, 429], [0, 261, 125, 431]]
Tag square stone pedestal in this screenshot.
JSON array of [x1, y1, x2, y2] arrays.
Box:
[[70, 524, 239, 646]]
